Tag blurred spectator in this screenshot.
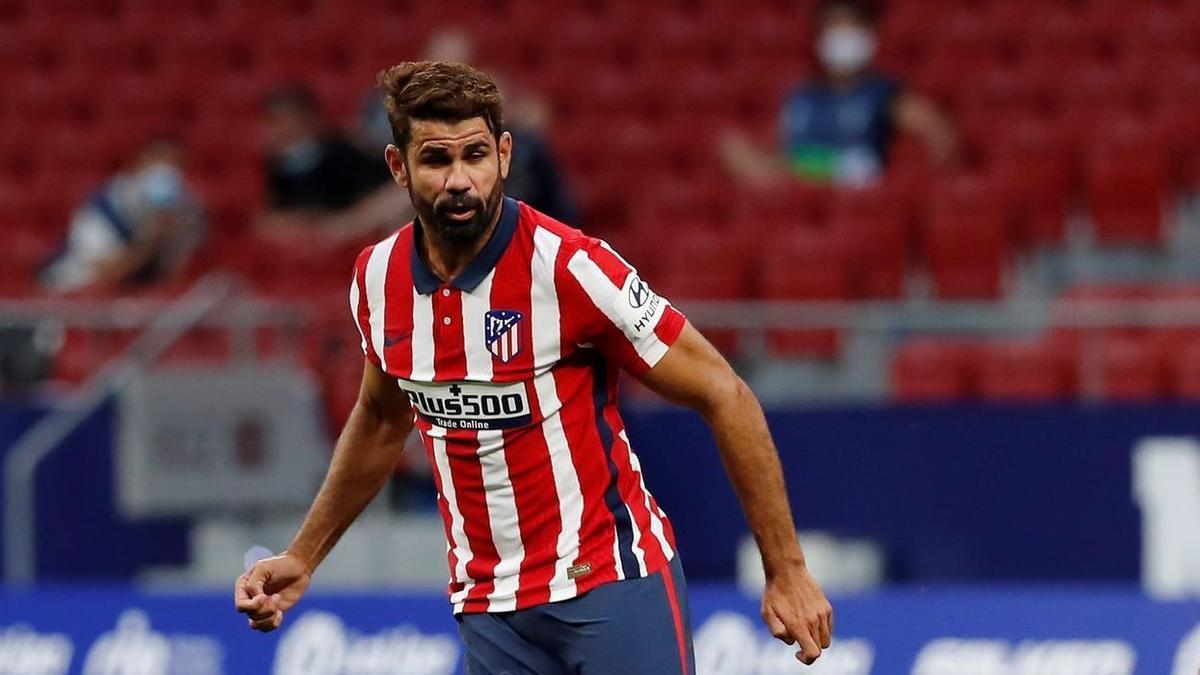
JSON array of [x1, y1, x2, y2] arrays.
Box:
[[39, 137, 205, 294], [257, 85, 398, 244], [723, 0, 957, 187], [357, 29, 580, 225]]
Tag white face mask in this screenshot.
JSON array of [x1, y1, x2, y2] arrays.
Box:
[[818, 25, 876, 76]]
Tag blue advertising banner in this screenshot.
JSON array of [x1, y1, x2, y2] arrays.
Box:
[[1, 585, 1198, 675]]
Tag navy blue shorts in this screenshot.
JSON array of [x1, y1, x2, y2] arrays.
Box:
[[456, 555, 695, 675]]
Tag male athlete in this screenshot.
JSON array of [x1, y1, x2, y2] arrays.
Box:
[[235, 61, 832, 672]]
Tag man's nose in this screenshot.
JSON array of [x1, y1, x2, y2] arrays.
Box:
[[445, 160, 471, 193]]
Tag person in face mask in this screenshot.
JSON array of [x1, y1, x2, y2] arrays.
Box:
[[257, 85, 396, 244], [39, 136, 206, 294], [723, 0, 957, 187]]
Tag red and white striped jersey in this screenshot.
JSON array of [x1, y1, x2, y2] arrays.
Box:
[[349, 197, 687, 614]]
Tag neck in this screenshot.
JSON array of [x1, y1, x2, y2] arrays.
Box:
[[828, 69, 864, 91], [419, 204, 502, 283]]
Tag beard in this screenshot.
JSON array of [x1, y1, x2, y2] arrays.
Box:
[[410, 179, 504, 245]]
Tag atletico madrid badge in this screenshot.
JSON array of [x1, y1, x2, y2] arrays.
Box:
[[485, 310, 523, 363]]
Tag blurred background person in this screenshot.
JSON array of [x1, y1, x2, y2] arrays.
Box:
[[357, 28, 580, 225], [722, 0, 957, 187], [38, 136, 205, 294], [257, 85, 398, 246]]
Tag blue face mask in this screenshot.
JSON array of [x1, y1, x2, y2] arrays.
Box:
[[277, 139, 322, 174], [138, 163, 185, 208]]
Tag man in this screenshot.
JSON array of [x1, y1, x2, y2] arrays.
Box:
[[40, 136, 205, 293], [256, 85, 398, 245], [722, 0, 956, 186], [235, 62, 832, 672]]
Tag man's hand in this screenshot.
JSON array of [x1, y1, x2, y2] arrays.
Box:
[[761, 565, 833, 665], [234, 552, 312, 633]]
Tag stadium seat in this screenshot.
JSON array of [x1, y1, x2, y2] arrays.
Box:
[[889, 338, 974, 402], [827, 184, 909, 299], [758, 229, 851, 358], [652, 230, 751, 355], [1084, 118, 1169, 246], [730, 182, 830, 238], [1094, 335, 1166, 402], [976, 339, 1076, 402], [1170, 342, 1200, 400], [923, 175, 1012, 299]]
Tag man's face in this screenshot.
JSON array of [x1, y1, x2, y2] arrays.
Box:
[[263, 105, 317, 155], [817, 7, 876, 77], [387, 117, 511, 244]]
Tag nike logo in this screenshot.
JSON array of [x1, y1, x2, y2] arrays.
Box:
[[383, 331, 412, 347]]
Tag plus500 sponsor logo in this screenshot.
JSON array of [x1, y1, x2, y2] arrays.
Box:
[[273, 612, 459, 675], [400, 380, 531, 430]]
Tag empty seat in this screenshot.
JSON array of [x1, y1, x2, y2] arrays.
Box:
[[923, 175, 1012, 299], [1084, 118, 1169, 246], [889, 338, 974, 402], [1093, 335, 1166, 401], [977, 339, 1076, 402], [758, 229, 851, 358], [1171, 342, 1200, 400], [828, 183, 910, 298]]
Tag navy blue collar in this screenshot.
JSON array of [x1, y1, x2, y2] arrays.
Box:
[[411, 196, 519, 295]]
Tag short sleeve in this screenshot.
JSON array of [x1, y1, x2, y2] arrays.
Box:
[[349, 246, 382, 367], [561, 237, 686, 376]]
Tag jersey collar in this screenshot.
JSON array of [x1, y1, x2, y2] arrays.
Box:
[[411, 196, 519, 295]]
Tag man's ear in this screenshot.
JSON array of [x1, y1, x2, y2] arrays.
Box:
[[498, 131, 513, 180], [384, 144, 408, 188]]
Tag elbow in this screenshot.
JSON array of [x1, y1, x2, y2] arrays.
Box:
[[696, 371, 753, 421]]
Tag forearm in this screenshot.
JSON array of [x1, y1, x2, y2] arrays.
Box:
[[703, 378, 806, 578], [286, 397, 412, 573]]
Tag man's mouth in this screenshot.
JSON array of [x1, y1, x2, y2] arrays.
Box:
[[446, 208, 476, 222]]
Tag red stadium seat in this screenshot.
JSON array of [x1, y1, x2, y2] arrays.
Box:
[[1094, 335, 1166, 402], [730, 182, 830, 239], [923, 175, 1012, 299], [1084, 117, 1169, 246], [758, 229, 851, 358], [980, 117, 1072, 246], [828, 184, 910, 299], [889, 338, 975, 402], [652, 230, 751, 355], [977, 339, 1077, 402], [1170, 343, 1200, 400]]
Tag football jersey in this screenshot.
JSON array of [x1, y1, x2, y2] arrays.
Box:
[[349, 196, 686, 614]]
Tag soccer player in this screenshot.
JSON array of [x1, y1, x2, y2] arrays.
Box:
[[235, 61, 833, 672]]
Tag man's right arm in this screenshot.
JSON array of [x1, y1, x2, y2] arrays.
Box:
[[235, 360, 412, 633], [286, 359, 414, 573]]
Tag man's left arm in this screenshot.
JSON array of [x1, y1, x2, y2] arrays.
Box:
[[638, 320, 833, 665]]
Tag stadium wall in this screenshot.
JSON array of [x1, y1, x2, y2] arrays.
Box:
[[1, 586, 1198, 675], [4, 402, 1199, 582]]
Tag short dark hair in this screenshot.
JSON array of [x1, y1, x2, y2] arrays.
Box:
[[264, 84, 319, 115], [377, 61, 504, 151], [818, 0, 880, 23]]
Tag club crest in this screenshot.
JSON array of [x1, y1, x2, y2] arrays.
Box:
[[484, 310, 523, 363]]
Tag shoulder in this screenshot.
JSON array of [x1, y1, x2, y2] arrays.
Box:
[[520, 203, 616, 268], [862, 71, 901, 97], [784, 80, 825, 105]]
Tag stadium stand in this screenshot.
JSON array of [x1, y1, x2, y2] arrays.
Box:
[[3, 0, 1200, 417]]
